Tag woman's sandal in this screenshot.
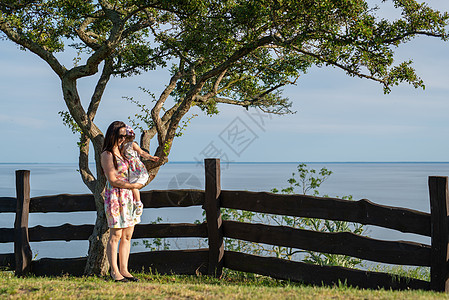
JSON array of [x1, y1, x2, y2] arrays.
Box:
[[110, 274, 129, 282], [124, 276, 139, 282]]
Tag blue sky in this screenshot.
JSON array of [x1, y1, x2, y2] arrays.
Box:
[[1, 1, 449, 163]]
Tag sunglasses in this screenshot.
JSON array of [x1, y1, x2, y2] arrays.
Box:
[[118, 134, 127, 139]]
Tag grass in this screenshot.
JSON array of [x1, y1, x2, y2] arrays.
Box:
[[367, 265, 431, 282], [1, 269, 449, 299]]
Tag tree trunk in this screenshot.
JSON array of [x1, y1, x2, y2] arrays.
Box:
[[84, 191, 110, 276]]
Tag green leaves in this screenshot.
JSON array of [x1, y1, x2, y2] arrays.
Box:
[[1, 0, 95, 52], [58, 110, 87, 148], [383, 60, 425, 93], [275, 163, 333, 196], [58, 110, 82, 135]]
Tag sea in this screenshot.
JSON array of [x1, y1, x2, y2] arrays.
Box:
[[1, 162, 448, 262]]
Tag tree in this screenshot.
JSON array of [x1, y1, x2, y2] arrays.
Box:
[[0, 0, 447, 275]]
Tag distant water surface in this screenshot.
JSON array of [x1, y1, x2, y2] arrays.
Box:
[[1, 162, 448, 260]]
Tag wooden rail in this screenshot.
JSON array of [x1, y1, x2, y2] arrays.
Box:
[[0, 197, 16, 212], [223, 220, 431, 266], [0, 253, 14, 269], [224, 251, 430, 290], [30, 249, 209, 277], [220, 191, 431, 236], [1, 190, 204, 214], [0, 159, 448, 291]]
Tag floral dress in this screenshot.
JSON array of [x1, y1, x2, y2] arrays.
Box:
[[104, 155, 143, 228]]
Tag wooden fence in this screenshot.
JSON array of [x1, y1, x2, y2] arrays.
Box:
[[0, 158, 448, 292]]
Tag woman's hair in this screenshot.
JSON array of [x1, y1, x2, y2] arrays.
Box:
[[102, 121, 126, 169]]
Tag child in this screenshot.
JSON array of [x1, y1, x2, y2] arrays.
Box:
[[122, 125, 159, 217]]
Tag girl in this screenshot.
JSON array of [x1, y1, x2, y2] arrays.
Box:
[[101, 121, 143, 282], [122, 125, 159, 216]]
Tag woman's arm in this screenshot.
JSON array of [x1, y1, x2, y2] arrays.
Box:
[[101, 151, 143, 189], [132, 142, 159, 161]]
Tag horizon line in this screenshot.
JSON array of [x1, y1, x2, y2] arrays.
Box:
[[2, 161, 449, 165]]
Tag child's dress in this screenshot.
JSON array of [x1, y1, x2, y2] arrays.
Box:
[[123, 142, 148, 217], [123, 142, 150, 184]]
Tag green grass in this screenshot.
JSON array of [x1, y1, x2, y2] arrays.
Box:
[[1, 270, 448, 299], [367, 265, 430, 282]]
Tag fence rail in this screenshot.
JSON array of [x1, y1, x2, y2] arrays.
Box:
[[223, 251, 430, 290], [222, 220, 431, 266], [1, 159, 448, 292], [30, 249, 209, 277], [0, 197, 16, 212], [220, 190, 431, 236]]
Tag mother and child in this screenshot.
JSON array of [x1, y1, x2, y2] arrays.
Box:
[[101, 121, 159, 282]]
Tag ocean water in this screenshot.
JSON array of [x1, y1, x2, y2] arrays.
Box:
[[1, 162, 448, 260]]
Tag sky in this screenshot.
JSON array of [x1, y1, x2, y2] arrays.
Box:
[[1, 1, 449, 163]]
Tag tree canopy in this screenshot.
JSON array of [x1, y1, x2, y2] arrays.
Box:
[[1, 0, 448, 275]]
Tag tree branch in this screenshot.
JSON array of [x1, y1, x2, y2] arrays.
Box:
[[291, 45, 386, 85], [122, 8, 156, 39], [151, 61, 184, 145], [75, 13, 104, 50], [199, 35, 275, 82], [141, 101, 180, 150], [111, 51, 170, 76], [148, 22, 193, 65], [79, 134, 96, 192], [88, 58, 113, 120], [156, 36, 278, 156], [381, 30, 445, 44], [74, 57, 115, 190], [201, 68, 228, 100]]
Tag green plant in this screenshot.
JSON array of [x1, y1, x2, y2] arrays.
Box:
[[132, 217, 170, 251], [271, 163, 333, 196], [214, 163, 366, 269], [368, 265, 430, 282]]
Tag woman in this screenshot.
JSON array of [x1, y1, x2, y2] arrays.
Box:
[[101, 121, 143, 282]]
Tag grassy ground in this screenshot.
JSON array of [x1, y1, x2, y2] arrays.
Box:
[[1, 270, 449, 300]]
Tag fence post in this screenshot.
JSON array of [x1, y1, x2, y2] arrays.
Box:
[[204, 158, 223, 277], [14, 170, 32, 276], [429, 176, 449, 292]]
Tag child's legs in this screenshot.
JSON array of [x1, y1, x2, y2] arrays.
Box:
[[132, 189, 143, 217]]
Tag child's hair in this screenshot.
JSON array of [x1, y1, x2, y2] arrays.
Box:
[[124, 124, 135, 143]]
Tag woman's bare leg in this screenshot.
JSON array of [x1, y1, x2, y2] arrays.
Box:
[[107, 228, 124, 280], [119, 225, 135, 277]]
